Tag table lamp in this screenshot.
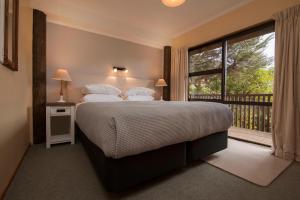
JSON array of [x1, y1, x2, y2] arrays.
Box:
[[155, 78, 168, 101], [52, 69, 72, 102]]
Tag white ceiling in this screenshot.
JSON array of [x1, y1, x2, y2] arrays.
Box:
[[29, 0, 252, 49]]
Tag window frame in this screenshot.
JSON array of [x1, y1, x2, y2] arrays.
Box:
[[188, 20, 275, 104]]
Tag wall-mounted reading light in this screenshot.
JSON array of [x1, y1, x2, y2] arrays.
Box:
[[113, 66, 128, 73]]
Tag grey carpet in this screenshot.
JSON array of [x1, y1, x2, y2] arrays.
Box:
[[4, 142, 300, 200]]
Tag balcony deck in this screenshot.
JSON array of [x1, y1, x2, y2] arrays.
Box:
[[190, 94, 273, 146], [228, 126, 272, 146]]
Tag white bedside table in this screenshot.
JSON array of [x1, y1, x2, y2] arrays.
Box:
[[46, 102, 76, 148]]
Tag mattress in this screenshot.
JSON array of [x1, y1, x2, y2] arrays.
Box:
[[76, 101, 232, 159]]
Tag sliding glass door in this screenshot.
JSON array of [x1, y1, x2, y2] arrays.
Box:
[[188, 21, 275, 136]]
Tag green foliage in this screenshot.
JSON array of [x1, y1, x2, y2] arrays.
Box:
[[189, 33, 274, 95], [226, 68, 274, 94], [189, 45, 222, 72], [189, 74, 221, 94]]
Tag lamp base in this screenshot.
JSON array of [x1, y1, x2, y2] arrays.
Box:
[[57, 95, 66, 103]]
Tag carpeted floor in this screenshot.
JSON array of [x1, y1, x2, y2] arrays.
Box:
[[4, 141, 300, 200]]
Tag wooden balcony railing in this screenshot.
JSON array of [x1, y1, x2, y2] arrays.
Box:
[[189, 94, 273, 133]]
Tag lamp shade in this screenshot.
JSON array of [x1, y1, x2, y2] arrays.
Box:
[[155, 78, 167, 87], [53, 69, 72, 82]]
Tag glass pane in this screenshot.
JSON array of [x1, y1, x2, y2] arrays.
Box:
[[226, 32, 275, 96], [189, 43, 222, 73], [189, 74, 221, 100]]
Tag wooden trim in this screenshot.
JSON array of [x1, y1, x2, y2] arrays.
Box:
[[2, 0, 19, 71], [188, 20, 275, 52], [189, 98, 272, 106], [225, 100, 272, 106], [189, 68, 222, 77], [163, 46, 171, 101], [46, 102, 76, 106], [0, 145, 30, 200], [221, 41, 227, 101], [189, 98, 222, 103], [12, 0, 18, 69], [3, 0, 8, 65]]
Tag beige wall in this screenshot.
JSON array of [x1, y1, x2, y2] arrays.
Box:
[[0, 3, 32, 197], [172, 0, 300, 48], [46, 23, 163, 102]]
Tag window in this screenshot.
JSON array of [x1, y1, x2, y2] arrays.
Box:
[[188, 21, 275, 102], [188, 22, 275, 134], [226, 32, 275, 95], [189, 43, 222, 73], [189, 74, 222, 99], [189, 42, 223, 100]]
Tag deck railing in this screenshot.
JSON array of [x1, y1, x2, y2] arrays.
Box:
[[189, 94, 273, 132]]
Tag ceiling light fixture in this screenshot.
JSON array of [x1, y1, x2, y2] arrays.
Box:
[[161, 0, 186, 8]]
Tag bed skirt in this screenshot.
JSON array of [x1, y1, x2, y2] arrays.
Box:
[[76, 124, 227, 192]]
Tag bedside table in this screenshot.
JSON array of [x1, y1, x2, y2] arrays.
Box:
[[46, 102, 76, 148]]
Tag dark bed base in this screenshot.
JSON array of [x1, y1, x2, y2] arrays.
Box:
[[77, 125, 186, 192], [76, 124, 227, 192], [187, 131, 228, 163]]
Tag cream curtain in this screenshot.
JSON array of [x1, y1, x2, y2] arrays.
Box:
[[170, 48, 188, 101], [272, 5, 300, 162], [0, 0, 5, 63]]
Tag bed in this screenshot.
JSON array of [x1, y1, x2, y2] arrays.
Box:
[[76, 101, 232, 192]]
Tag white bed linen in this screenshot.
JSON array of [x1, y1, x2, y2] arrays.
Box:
[[76, 101, 232, 159], [82, 94, 123, 102], [127, 95, 154, 101]]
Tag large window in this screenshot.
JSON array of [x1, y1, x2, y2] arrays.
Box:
[[189, 22, 275, 133], [188, 21, 275, 102]]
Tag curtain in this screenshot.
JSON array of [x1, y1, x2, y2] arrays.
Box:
[[170, 48, 188, 101], [0, 0, 5, 63], [272, 4, 300, 162]]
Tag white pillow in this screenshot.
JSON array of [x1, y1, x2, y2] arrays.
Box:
[[81, 84, 121, 95], [127, 95, 154, 101], [126, 87, 155, 96], [82, 94, 123, 102]]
